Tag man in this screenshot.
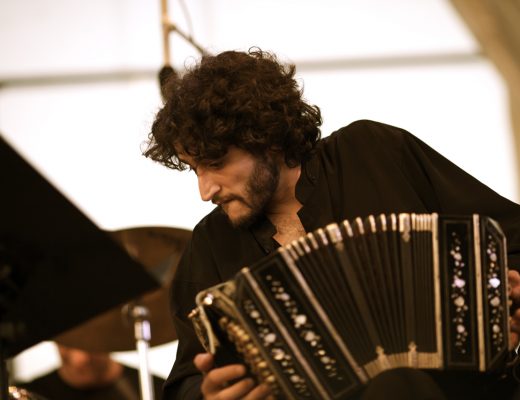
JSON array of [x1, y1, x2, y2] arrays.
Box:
[[19, 344, 165, 400], [145, 48, 520, 399]]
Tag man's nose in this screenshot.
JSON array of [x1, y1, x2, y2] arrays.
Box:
[[198, 172, 220, 202]]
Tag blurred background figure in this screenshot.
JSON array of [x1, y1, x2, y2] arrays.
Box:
[[17, 343, 164, 400]]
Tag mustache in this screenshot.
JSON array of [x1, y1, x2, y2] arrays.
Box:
[[212, 194, 246, 206]]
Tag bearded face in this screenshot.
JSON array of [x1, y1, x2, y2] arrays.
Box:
[[178, 147, 281, 228]]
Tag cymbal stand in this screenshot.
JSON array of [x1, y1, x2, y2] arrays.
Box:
[[0, 337, 8, 400], [125, 303, 154, 400]]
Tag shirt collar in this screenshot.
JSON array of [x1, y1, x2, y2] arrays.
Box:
[[295, 151, 320, 204], [249, 150, 321, 253], [249, 215, 277, 254]]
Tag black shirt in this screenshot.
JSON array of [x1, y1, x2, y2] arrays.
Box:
[[164, 119, 520, 399]]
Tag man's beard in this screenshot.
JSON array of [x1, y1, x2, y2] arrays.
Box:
[[219, 154, 280, 229]]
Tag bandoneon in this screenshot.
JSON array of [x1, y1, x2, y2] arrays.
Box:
[[189, 213, 509, 399]]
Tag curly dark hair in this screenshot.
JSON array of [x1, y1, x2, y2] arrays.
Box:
[[144, 48, 322, 170]]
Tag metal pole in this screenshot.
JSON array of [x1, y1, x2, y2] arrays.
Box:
[[127, 304, 154, 400], [161, 0, 171, 66], [160, 0, 207, 59]]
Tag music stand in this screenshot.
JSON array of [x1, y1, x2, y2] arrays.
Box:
[[0, 135, 160, 398]]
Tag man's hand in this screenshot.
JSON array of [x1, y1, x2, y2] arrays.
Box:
[[194, 353, 272, 399], [508, 270, 520, 350]]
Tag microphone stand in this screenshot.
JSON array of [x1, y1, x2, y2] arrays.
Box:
[[124, 303, 154, 400], [162, 20, 208, 56], [160, 0, 208, 66]]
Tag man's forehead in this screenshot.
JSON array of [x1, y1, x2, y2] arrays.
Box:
[[176, 146, 237, 165]]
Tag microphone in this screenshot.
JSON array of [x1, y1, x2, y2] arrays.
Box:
[[158, 65, 178, 102]]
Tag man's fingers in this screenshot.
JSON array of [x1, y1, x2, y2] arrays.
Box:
[[201, 364, 248, 395], [194, 354, 272, 400], [511, 310, 520, 331], [242, 383, 272, 400], [217, 378, 256, 400], [205, 364, 247, 384], [509, 308, 520, 350], [508, 270, 520, 301], [509, 270, 520, 286], [194, 353, 214, 373], [510, 330, 520, 351]]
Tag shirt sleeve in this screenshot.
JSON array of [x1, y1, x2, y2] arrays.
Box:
[[388, 121, 520, 268], [162, 224, 221, 399]]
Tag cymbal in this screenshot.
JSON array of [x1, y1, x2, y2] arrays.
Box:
[[54, 226, 191, 352]]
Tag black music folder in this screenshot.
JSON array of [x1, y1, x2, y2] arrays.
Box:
[[0, 135, 159, 357]]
